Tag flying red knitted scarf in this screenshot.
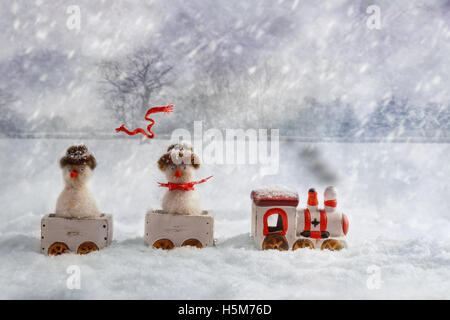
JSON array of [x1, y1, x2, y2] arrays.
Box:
[[158, 176, 213, 191], [115, 105, 174, 139]]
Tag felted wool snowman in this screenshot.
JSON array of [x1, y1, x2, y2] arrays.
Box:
[[157, 143, 212, 215], [55, 145, 101, 219]]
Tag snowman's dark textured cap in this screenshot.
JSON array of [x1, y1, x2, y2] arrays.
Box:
[[60, 145, 97, 170], [158, 143, 200, 170]]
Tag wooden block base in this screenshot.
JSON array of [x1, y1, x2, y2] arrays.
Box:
[[145, 210, 214, 249], [41, 214, 113, 255]]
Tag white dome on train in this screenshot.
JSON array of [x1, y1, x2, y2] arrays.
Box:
[[324, 186, 337, 201]]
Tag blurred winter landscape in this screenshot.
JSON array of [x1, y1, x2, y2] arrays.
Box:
[[0, 0, 449, 299]]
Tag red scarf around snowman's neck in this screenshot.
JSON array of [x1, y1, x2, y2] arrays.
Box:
[[158, 176, 213, 191]]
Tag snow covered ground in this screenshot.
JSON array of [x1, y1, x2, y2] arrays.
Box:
[[0, 138, 449, 299]]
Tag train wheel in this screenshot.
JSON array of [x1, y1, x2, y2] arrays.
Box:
[[48, 242, 70, 256], [181, 239, 203, 248], [153, 239, 175, 250], [292, 239, 314, 250], [321, 239, 343, 251], [77, 241, 99, 254], [262, 234, 289, 251]]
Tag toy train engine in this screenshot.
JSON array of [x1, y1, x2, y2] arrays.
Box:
[[251, 186, 349, 251]]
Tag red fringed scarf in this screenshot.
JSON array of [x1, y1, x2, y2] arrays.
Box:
[[158, 176, 213, 191], [115, 105, 174, 139]]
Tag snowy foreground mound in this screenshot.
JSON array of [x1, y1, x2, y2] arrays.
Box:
[[0, 139, 449, 299]]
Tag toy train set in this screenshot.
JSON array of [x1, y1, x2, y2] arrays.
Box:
[[41, 144, 349, 255], [251, 186, 349, 251]]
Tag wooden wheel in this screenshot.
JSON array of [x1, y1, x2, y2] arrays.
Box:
[[293, 239, 314, 250], [77, 241, 99, 254], [182, 239, 203, 248], [48, 242, 70, 256], [153, 239, 175, 250], [321, 239, 344, 251], [262, 234, 289, 251]]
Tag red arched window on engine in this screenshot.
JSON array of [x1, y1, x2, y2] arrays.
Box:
[[263, 208, 288, 236]]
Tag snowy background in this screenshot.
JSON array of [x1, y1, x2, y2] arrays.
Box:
[[0, 0, 449, 299]]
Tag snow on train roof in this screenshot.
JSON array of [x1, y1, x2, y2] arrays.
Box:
[[251, 186, 299, 207]]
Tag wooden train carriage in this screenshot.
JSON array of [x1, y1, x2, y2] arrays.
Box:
[[41, 214, 113, 255], [145, 210, 214, 249], [251, 188, 299, 251]]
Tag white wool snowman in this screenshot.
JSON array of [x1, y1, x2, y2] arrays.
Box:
[[55, 145, 101, 219], [157, 143, 210, 215]]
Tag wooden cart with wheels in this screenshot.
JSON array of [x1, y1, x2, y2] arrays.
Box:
[[41, 214, 113, 255], [145, 210, 214, 250]]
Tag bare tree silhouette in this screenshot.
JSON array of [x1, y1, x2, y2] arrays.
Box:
[[99, 49, 173, 126]]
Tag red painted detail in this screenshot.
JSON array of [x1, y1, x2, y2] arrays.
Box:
[[251, 190, 299, 207], [304, 209, 311, 231], [342, 213, 349, 235], [70, 171, 78, 179], [307, 191, 318, 206], [324, 199, 337, 207], [115, 104, 174, 139], [174, 170, 182, 178], [263, 208, 288, 236], [310, 231, 322, 239], [303, 209, 327, 239], [319, 210, 327, 231]]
